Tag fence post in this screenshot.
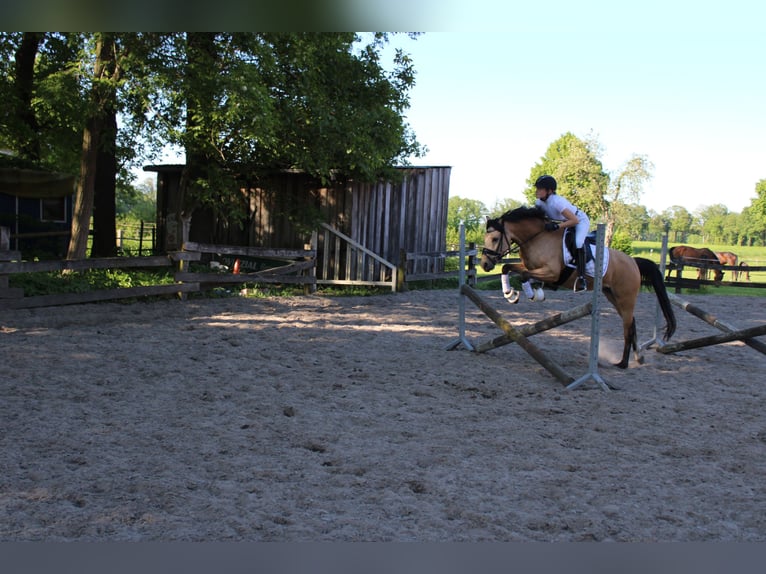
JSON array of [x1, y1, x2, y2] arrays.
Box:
[[467, 241, 476, 286], [138, 220, 145, 256], [397, 248, 407, 292], [304, 231, 317, 295]]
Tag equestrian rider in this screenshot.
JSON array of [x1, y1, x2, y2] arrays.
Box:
[[534, 174, 591, 292]]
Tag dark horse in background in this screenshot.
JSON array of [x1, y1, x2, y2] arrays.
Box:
[[481, 206, 676, 369], [668, 245, 724, 283]]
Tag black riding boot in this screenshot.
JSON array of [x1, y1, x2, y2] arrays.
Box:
[[574, 247, 588, 292]]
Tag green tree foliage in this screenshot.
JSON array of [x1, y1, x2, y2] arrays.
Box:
[[604, 154, 653, 244], [662, 205, 694, 242], [488, 197, 522, 218], [446, 196, 487, 246], [137, 33, 424, 222], [525, 132, 609, 220], [116, 177, 156, 223], [2, 32, 423, 255]]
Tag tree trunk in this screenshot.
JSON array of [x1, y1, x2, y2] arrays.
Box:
[[604, 217, 615, 248], [14, 32, 43, 161], [67, 115, 102, 259], [91, 108, 118, 257], [66, 33, 118, 260]]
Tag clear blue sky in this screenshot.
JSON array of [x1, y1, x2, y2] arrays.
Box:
[[384, 1, 764, 215]]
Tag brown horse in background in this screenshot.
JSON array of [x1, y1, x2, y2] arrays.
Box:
[[668, 245, 723, 282], [715, 251, 740, 280], [481, 206, 676, 369]]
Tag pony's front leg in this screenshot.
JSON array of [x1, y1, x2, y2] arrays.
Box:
[[501, 264, 545, 303]]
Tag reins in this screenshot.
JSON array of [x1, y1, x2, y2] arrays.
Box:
[[482, 220, 545, 263]]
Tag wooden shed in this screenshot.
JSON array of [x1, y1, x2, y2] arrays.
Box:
[[145, 165, 452, 282], [0, 167, 75, 258]]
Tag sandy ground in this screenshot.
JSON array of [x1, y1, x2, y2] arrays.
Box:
[[1, 285, 765, 541]]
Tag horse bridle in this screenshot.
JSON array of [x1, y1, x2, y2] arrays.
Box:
[[482, 218, 544, 264], [481, 219, 515, 264]]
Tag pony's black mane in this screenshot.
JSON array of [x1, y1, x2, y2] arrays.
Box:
[[486, 205, 546, 230]]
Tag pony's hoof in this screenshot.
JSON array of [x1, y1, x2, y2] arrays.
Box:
[[504, 289, 520, 304], [532, 287, 545, 302]]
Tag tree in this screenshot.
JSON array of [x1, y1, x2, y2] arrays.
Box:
[[616, 202, 651, 240], [67, 33, 126, 260], [489, 197, 522, 218], [741, 179, 766, 246], [143, 33, 424, 233], [446, 196, 487, 246], [605, 154, 653, 244], [663, 205, 694, 243], [525, 132, 609, 223], [696, 204, 729, 243], [3, 33, 424, 256], [0, 32, 85, 173]]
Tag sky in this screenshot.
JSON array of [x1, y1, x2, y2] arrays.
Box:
[[379, 1, 765, 215]]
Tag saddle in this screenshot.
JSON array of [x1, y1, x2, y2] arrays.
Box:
[[563, 228, 596, 267]]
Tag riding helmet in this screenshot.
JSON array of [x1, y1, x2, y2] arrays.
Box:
[[535, 174, 557, 191]]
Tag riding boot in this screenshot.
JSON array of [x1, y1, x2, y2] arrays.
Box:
[[574, 247, 588, 292]]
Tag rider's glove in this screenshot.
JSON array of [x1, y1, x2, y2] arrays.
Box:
[[544, 222, 559, 231]]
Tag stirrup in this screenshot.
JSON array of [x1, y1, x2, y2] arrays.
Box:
[[573, 276, 588, 292]]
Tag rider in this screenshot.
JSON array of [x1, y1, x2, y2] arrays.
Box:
[[534, 174, 591, 292]]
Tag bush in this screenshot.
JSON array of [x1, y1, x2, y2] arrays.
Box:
[[611, 231, 633, 255]]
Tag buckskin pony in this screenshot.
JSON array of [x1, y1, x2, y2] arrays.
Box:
[[481, 206, 676, 369]]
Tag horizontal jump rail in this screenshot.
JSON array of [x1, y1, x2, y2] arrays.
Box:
[[657, 324, 766, 354], [460, 283, 574, 386], [474, 300, 593, 353], [665, 293, 766, 355]]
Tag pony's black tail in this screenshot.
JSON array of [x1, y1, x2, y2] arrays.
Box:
[[634, 256, 677, 341]]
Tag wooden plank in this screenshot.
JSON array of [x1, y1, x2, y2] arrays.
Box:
[[249, 259, 315, 276], [168, 251, 202, 262], [174, 272, 315, 285], [183, 241, 314, 259], [0, 283, 198, 310], [1, 250, 22, 261], [657, 324, 766, 354], [460, 284, 574, 385], [667, 293, 766, 355], [0, 287, 25, 299], [475, 301, 593, 353], [0, 255, 173, 274], [319, 223, 395, 270]]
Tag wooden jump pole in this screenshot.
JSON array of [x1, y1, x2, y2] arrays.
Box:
[[656, 323, 766, 354], [460, 284, 575, 386], [474, 301, 592, 353], [667, 292, 766, 356]]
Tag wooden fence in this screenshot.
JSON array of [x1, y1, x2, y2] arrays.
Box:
[[664, 259, 766, 291]]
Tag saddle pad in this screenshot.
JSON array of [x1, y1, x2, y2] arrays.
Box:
[[562, 238, 609, 278]]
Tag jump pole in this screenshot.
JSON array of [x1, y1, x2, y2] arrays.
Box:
[[665, 293, 766, 355], [656, 323, 766, 354], [460, 283, 575, 386], [474, 300, 592, 353], [446, 222, 475, 351], [567, 224, 610, 391]]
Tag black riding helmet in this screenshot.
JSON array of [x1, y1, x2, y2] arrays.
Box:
[[535, 174, 557, 191]]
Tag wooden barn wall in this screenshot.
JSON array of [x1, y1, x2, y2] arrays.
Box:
[[154, 166, 450, 266], [350, 167, 451, 263]]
